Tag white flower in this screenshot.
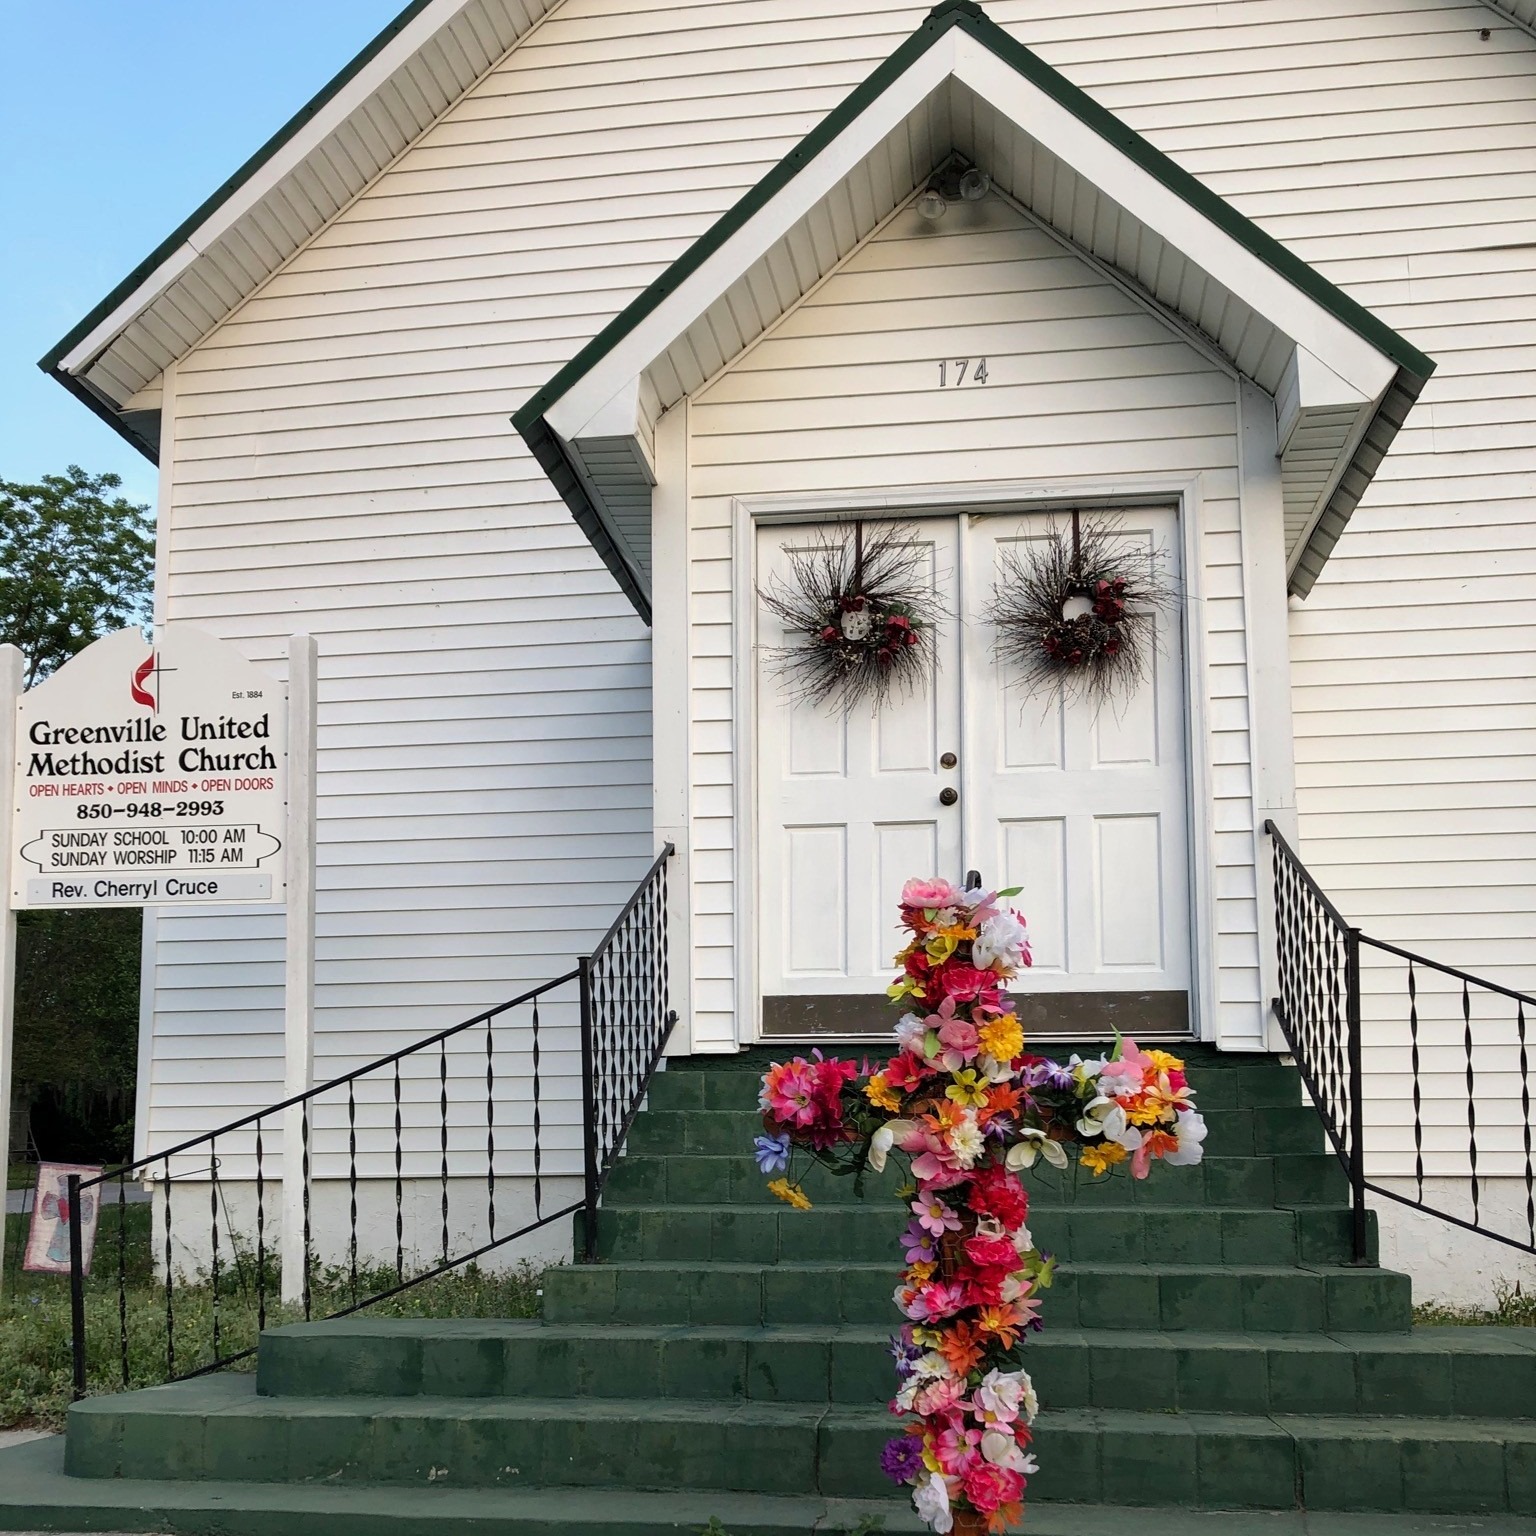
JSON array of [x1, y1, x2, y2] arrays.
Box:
[[1006, 1129, 1068, 1171], [868, 1123, 895, 1174], [974, 1367, 1026, 1421], [913, 1472, 953, 1534], [895, 1012, 927, 1053], [973, 910, 1031, 972], [1011, 1224, 1035, 1255], [1164, 1108, 1207, 1167], [981, 1429, 1035, 1472], [1074, 1095, 1115, 1139], [947, 1113, 984, 1169], [840, 607, 872, 641], [915, 1350, 951, 1380]]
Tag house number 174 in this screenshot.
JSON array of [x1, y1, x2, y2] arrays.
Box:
[[939, 359, 988, 386]]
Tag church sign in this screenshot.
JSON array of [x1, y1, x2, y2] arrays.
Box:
[[11, 627, 286, 908]]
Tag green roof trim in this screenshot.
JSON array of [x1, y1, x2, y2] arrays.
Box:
[[38, 0, 443, 382], [513, 0, 1432, 440]]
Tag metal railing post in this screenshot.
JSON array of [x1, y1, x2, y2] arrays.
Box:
[[578, 955, 601, 1263], [68, 1173, 87, 1399], [1344, 926, 1371, 1265]]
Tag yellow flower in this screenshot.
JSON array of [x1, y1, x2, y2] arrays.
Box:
[[925, 933, 960, 963], [767, 1178, 812, 1211], [1080, 1141, 1128, 1177], [945, 1070, 990, 1108], [976, 1013, 1023, 1063], [906, 1259, 937, 1284], [1145, 1049, 1185, 1074], [911, 1325, 943, 1348], [865, 1073, 902, 1113], [887, 977, 919, 1002]]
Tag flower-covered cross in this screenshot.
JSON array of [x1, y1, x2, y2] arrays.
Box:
[[753, 877, 1207, 1535]]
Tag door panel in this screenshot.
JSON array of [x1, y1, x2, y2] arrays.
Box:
[[962, 508, 1190, 1006], [757, 519, 963, 1031]]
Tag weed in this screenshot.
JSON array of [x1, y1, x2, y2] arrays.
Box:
[[1414, 1277, 1536, 1327], [1, 1207, 543, 1431]]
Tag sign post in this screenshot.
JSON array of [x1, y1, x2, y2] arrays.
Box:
[[3, 625, 308, 1308], [0, 644, 23, 1302], [281, 635, 317, 1307]]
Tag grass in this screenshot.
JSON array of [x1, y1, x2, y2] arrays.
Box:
[[1, 1207, 544, 1432], [7, 1163, 37, 1191], [1414, 1278, 1536, 1327]]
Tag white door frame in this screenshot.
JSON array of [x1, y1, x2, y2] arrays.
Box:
[[732, 471, 1219, 1047]]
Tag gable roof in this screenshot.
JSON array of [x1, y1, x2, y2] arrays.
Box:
[[514, 0, 1433, 620], [38, 0, 562, 459]]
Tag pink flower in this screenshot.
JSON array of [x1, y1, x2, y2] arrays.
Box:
[[902, 878, 966, 910], [964, 1462, 1026, 1514], [761, 1059, 822, 1126], [911, 1193, 962, 1237], [901, 1280, 968, 1322], [913, 1375, 968, 1415], [935, 1420, 983, 1477], [937, 1013, 979, 1063], [938, 963, 1004, 1010]]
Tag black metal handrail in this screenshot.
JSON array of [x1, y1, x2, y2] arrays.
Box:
[[1267, 820, 1535, 1263], [67, 844, 675, 1397], [580, 842, 678, 1258]]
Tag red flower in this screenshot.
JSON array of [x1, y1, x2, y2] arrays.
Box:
[[963, 1232, 1021, 1271], [938, 963, 1004, 1009], [967, 1163, 1030, 1229], [965, 1463, 1026, 1514], [819, 625, 839, 642]]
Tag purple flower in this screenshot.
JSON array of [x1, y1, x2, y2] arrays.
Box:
[[754, 1131, 791, 1175], [1020, 1059, 1075, 1092], [900, 1219, 938, 1265], [889, 1329, 923, 1380], [880, 1435, 927, 1484]]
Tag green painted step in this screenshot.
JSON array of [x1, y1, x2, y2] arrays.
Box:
[[15, 1435, 1536, 1536], [60, 1374, 1536, 1513], [584, 1202, 1375, 1266], [627, 1105, 1324, 1158], [602, 1150, 1351, 1208], [541, 1259, 1412, 1331], [254, 1318, 1536, 1420], [646, 1051, 1306, 1115]]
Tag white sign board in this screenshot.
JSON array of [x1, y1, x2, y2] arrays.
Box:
[[12, 627, 286, 908]]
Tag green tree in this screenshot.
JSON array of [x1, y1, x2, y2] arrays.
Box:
[[0, 464, 154, 686], [1, 466, 153, 1167]]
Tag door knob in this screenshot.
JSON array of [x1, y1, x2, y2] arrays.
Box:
[[940, 752, 958, 769], [939, 787, 959, 806]]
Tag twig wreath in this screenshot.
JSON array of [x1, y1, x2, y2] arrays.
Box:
[[990, 510, 1172, 707], [759, 521, 943, 711]]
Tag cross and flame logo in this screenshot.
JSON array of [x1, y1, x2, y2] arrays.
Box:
[[131, 653, 158, 711]]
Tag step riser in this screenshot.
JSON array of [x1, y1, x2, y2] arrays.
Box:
[[540, 1265, 1412, 1332], [64, 1406, 1536, 1513], [602, 1153, 1353, 1209], [627, 1106, 1324, 1159], [585, 1205, 1375, 1266], [647, 1058, 1306, 1116], [257, 1331, 1536, 1419]]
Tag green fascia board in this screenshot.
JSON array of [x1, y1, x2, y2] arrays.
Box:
[[513, 0, 1432, 441], [38, 0, 443, 381]]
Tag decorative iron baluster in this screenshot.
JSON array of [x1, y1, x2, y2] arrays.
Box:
[[163, 1157, 175, 1379], [348, 1079, 359, 1308], [394, 1059, 404, 1284], [486, 1016, 496, 1241], [1464, 978, 1479, 1230], [1409, 960, 1423, 1204], [255, 1121, 267, 1335], [209, 1136, 221, 1363], [531, 994, 543, 1219], [301, 1103, 313, 1323], [1519, 1000, 1534, 1249], [440, 1037, 450, 1268], [117, 1171, 129, 1389]]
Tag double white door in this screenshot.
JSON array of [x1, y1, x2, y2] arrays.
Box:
[[755, 508, 1190, 1034]]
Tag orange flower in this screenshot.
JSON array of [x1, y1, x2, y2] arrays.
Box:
[[974, 1302, 1026, 1349], [988, 1501, 1024, 1533], [979, 1082, 1024, 1123], [937, 1320, 986, 1376], [865, 1073, 902, 1113], [1142, 1127, 1180, 1161]]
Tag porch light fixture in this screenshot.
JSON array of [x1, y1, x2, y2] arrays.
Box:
[[914, 163, 992, 222]]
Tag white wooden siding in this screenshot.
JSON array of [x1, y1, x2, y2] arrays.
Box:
[[148, 0, 1536, 1186], [682, 199, 1262, 1049]]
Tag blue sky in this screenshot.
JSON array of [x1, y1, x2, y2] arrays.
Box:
[[1, 1, 401, 510]]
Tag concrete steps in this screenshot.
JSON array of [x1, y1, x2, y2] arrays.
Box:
[[2, 1042, 1533, 1531]]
